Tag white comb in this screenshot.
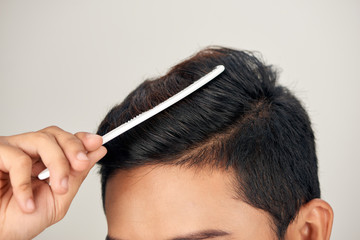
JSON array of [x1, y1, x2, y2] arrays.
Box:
[[38, 65, 225, 180]]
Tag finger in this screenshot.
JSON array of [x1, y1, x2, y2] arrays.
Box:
[[75, 132, 103, 152], [70, 146, 107, 190], [13, 131, 71, 194], [69, 146, 107, 180], [86, 146, 107, 170], [51, 146, 107, 217], [42, 126, 90, 172], [0, 144, 35, 213]]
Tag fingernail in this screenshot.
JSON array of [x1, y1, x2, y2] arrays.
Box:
[[61, 177, 69, 190], [26, 198, 35, 211], [76, 152, 89, 161]]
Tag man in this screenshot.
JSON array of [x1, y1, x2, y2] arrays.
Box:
[[0, 47, 333, 239]]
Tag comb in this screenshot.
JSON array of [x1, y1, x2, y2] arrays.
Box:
[[38, 65, 225, 180]]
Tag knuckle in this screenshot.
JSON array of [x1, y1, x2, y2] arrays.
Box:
[[63, 136, 83, 149], [74, 132, 85, 139], [14, 181, 31, 194], [47, 158, 70, 171], [35, 132, 54, 144], [54, 200, 69, 224], [16, 155, 32, 169], [43, 125, 61, 132]]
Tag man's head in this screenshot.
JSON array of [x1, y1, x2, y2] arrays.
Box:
[[97, 47, 333, 240]]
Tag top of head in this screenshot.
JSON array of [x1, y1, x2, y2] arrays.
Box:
[[96, 46, 319, 237], [100, 64, 225, 145]]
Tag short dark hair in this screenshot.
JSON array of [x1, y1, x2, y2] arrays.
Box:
[[97, 46, 320, 239]]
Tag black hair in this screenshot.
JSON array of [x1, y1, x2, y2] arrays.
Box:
[[97, 46, 320, 239]]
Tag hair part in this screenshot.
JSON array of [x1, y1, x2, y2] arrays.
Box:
[[97, 46, 320, 239]]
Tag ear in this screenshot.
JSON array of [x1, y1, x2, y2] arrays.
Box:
[[285, 199, 334, 240]]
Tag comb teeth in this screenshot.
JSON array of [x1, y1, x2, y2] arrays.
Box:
[[37, 65, 225, 180], [101, 65, 225, 145]]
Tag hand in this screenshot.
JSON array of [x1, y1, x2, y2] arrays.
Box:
[[0, 126, 107, 240]]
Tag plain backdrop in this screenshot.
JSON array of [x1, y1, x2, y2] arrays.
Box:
[[0, 0, 359, 239]]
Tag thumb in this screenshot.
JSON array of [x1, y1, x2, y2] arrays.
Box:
[[75, 132, 104, 152]]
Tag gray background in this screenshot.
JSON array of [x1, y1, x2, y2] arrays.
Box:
[[1, 0, 359, 239]]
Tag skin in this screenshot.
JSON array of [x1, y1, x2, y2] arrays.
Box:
[[0, 126, 107, 239], [105, 165, 277, 240], [0, 126, 333, 239]]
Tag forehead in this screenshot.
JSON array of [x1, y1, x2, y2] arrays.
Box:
[[104, 165, 272, 240], [105, 165, 237, 219]]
